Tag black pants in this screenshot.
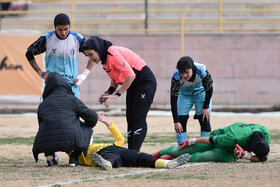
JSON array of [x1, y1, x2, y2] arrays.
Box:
[[97, 145, 156, 168], [126, 66, 157, 151]]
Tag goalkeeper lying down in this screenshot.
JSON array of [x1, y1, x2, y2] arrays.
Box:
[[68, 113, 189, 169], [153, 122, 270, 163]]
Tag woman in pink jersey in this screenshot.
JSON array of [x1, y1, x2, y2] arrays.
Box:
[[82, 36, 157, 151]]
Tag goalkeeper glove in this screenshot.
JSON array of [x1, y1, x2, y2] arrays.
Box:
[[234, 144, 252, 160], [179, 139, 197, 150]]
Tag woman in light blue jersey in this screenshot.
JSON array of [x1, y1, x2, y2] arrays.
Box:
[[170, 56, 213, 145], [25, 13, 93, 98]]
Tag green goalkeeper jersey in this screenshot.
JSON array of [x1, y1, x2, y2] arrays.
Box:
[[211, 122, 270, 152]]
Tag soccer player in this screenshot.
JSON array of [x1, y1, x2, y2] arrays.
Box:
[[69, 113, 189, 169], [153, 122, 270, 163], [82, 35, 157, 152], [171, 56, 213, 145], [25, 13, 93, 98]]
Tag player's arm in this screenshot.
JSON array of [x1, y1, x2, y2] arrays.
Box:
[[200, 70, 213, 121], [201, 70, 213, 109], [74, 36, 94, 86], [76, 98, 98, 128], [98, 113, 125, 147], [25, 36, 48, 79], [170, 77, 183, 134]]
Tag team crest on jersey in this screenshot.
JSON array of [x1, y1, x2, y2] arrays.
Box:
[[70, 49, 75, 56], [52, 48, 57, 54]]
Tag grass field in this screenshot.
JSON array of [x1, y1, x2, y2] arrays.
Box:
[[0, 113, 280, 187]]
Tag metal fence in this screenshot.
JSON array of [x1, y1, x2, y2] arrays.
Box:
[[0, 0, 280, 35]]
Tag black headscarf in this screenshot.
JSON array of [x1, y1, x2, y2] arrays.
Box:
[[247, 131, 270, 162], [54, 13, 70, 27], [42, 72, 74, 99], [82, 35, 112, 64]]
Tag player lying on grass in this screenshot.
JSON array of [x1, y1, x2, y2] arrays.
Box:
[[68, 113, 189, 169], [152, 122, 270, 163]]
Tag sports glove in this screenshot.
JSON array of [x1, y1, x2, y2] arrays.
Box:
[[234, 144, 252, 160], [179, 139, 197, 150], [76, 68, 90, 86]]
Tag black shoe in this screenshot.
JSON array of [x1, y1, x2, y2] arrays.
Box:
[[69, 157, 79, 167], [46, 155, 58, 167]]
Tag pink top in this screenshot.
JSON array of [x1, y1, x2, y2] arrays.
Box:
[[103, 46, 146, 84]]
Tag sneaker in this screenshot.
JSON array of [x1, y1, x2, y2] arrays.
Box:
[[91, 153, 112, 170], [167, 153, 191, 169], [46, 155, 58, 167], [69, 157, 79, 167]]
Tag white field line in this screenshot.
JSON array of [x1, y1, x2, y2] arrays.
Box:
[[38, 162, 207, 187]]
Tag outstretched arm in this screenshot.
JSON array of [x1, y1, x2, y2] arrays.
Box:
[[97, 113, 125, 147]]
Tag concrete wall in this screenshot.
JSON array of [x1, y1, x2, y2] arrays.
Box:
[[79, 34, 280, 109]]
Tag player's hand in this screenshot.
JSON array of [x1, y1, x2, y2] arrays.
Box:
[[97, 113, 112, 127], [234, 144, 246, 159], [39, 71, 48, 80], [102, 94, 119, 100], [179, 139, 196, 150], [174, 122, 183, 134], [200, 108, 210, 121]]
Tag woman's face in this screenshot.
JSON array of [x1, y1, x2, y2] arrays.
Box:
[[84, 49, 101, 64], [55, 25, 70, 39], [180, 68, 193, 80]]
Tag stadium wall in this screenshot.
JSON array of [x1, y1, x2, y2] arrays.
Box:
[[79, 34, 280, 110]]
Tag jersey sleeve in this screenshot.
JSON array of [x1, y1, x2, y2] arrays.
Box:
[[108, 123, 125, 147], [25, 36, 47, 61], [202, 70, 213, 108], [170, 70, 181, 123]]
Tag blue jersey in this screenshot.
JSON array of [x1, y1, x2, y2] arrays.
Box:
[[26, 30, 84, 98], [172, 62, 208, 96]]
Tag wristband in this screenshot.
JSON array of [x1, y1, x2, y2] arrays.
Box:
[[105, 86, 116, 95], [243, 152, 252, 160], [189, 138, 197, 145], [114, 90, 121, 96]]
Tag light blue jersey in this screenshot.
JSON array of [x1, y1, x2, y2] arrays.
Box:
[[43, 30, 84, 98]]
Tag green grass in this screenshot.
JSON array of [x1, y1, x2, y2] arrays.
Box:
[[0, 130, 278, 146], [269, 130, 280, 143], [0, 137, 35, 145]]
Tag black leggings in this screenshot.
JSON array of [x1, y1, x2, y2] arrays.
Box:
[[97, 145, 156, 168], [126, 66, 157, 151]]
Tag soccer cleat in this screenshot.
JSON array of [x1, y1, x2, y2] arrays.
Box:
[[69, 157, 79, 167], [91, 153, 112, 170], [46, 155, 58, 167], [167, 153, 191, 169]]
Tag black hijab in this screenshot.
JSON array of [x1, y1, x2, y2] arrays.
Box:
[[83, 35, 112, 64], [247, 131, 270, 162]]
